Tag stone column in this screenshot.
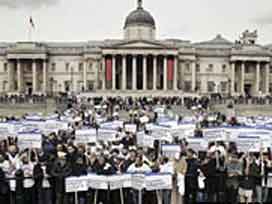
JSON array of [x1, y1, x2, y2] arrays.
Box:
[[153, 56, 157, 90], [17, 59, 22, 93], [173, 57, 178, 91], [32, 60, 37, 93], [231, 62, 235, 95], [191, 61, 196, 92], [241, 62, 245, 95], [163, 56, 167, 91], [7, 61, 13, 92], [102, 57, 106, 90], [112, 56, 116, 90], [122, 55, 127, 90], [132, 55, 137, 90], [83, 60, 87, 91], [43, 60, 47, 93], [265, 63, 270, 95], [256, 62, 260, 95], [143, 55, 147, 90]]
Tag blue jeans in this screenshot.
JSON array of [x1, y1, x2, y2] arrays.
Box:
[[162, 190, 171, 204]]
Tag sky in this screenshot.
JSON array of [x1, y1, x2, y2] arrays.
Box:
[[0, 0, 272, 44]]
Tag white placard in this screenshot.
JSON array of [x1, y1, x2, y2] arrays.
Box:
[[186, 138, 208, 152], [125, 124, 137, 133], [17, 133, 42, 149], [145, 174, 172, 191], [100, 121, 124, 130], [66, 176, 88, 192], [236, 136, 261, 152], [97, 129, 117, 141], [203, 128, 226, 141], [161, 144, 181, 158], [75, 129, 97, 144], [140, 116, 149, 124], [137, 132, 154, 148]]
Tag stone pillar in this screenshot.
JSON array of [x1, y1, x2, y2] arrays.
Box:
[[256, 62, 260, 95], [122, 55, 127, 90], [17, 59, 22, 93], [191, 62, 196, 92], [143, 55, 147, 90], [153, 56, 157, 90], [32, 60, 37, 93], [43, 60, 47, 93], [112, 56, 116, 90], [7, 61, 13, 92], [231, 62, 235, 95], [173, 57, 178, 91], [132, 55, 137, 90], [102, 57, 106, 90], [163, 56, 167, 91], [83, 60, 87, 91], [265, 63, 270, 95], [241, 62, 245, 95]]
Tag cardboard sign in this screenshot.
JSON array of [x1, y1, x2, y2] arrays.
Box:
[[66, 176, 88, 192], [162, 144, 181, 158], [75, 129, 97, 144], [17, 133, 42, 149], [145, 174, 172, 191]]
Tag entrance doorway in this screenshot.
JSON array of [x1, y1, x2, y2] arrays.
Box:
[[244, 84, 252, 97], [26, 82, 33, 95]]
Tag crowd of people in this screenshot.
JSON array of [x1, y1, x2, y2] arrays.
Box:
[[0, 96, 271, 204]]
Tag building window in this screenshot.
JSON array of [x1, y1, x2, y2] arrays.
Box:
[[3, 63, 7, 72], [206, 64, 213, 72], [51, 63, 56, 72], [184, 81, 192, 92], [65, 63, 70, 72], [207, 81, 215, 92], [196, 64, 200, 72], [221, 81, 227, 92], [79, 63, 83, 72], [222, 64, 227, 73]]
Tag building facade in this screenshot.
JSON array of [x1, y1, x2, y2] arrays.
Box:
[[0, 0, 272, 97]]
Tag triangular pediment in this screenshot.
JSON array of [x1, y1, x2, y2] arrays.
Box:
[[110, 40, 169, 49]]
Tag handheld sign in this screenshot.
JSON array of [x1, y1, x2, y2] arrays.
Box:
[[161, 144, 181, 158], [125, 124, 137, 133], [66, 177, 88, 192], [75, 129, 97, 144], [17, 133, 42, 149]]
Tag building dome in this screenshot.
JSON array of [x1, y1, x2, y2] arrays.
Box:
[[124, 7, 155, 29], [124, 0, 156, 40]]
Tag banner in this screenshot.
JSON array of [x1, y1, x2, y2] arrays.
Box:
[[17, 133, 42, 149], [106, 58, 112, 81], [145, 174, 172, 191], [203, 128, 226, 141], [235, 135, 261, 152], [167, 58, 174, 81], [100, 120, 124, 130], [66, 176, 88, 192]]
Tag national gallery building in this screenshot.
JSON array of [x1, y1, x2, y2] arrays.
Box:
[[0, 1, 272, 97]]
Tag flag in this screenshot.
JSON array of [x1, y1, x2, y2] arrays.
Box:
[[106, 58, 112, 81], [167, 58, 174, 81], [30, 16, 35, 29]]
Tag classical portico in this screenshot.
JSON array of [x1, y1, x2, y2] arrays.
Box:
[[100, 51, 178, 92]]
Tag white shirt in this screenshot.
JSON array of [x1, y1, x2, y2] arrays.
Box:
[[160, 161, 174, 174]]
